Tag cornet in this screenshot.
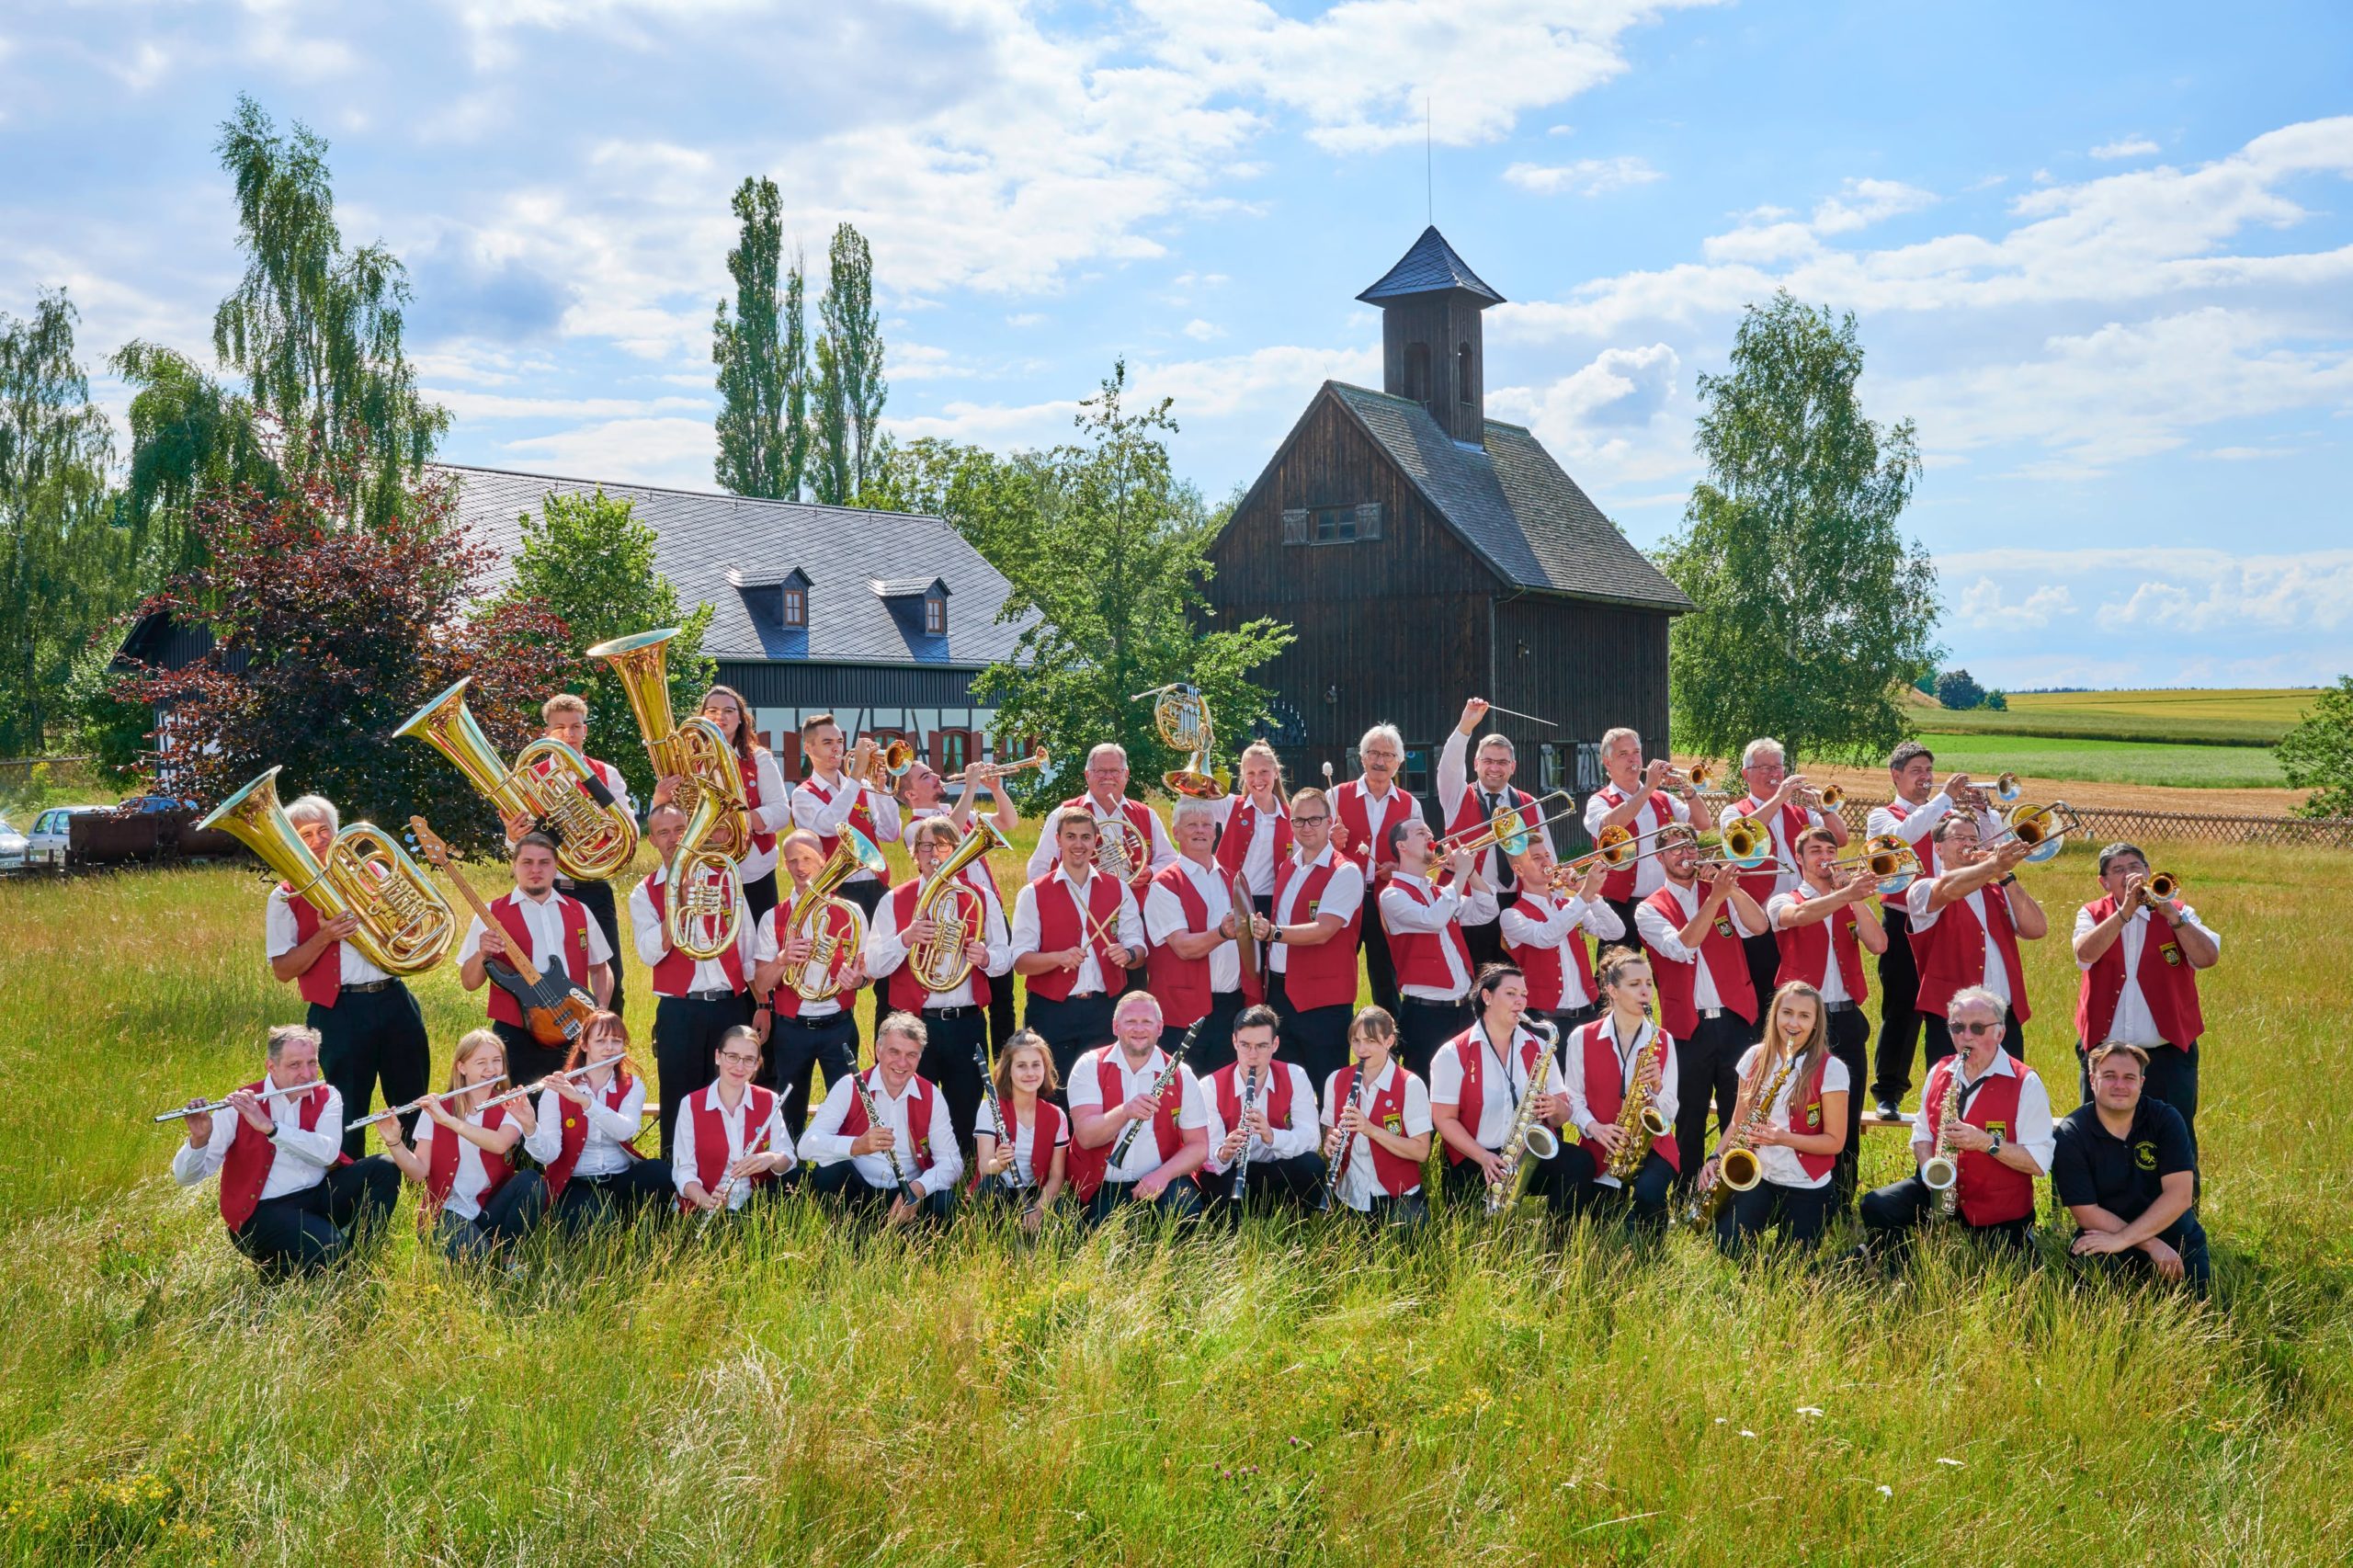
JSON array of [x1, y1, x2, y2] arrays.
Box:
[[850, 736, 916, 790]]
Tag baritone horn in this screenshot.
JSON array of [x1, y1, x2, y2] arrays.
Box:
[[586, 628, 750, 860], [785, 827, 888, 1000], [394, 677, 638, 881], [665, 782, 745, 962], [198, 767, 456, 974]]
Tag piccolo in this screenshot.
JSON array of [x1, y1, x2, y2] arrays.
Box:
[[476, 1055, 629, 1111], [349, 1075, 509, 1131], [153, 1078, 319, 1124]]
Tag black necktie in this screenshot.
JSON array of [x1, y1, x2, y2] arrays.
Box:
[[1484, 791, 1517, 890]]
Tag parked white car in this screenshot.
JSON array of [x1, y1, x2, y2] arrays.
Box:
[[24, 805, 108, 867], [0, 813, 26, 868]]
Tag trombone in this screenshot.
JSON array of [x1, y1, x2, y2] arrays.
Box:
[[1550, 820, 1681, 881], [1433, 790, 1579, 861], [1825, 833, 1921, 896], [1978, 800, 2081, 865]]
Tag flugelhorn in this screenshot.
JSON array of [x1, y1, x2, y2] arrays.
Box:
[[945, 746, 1047, 786], [198, 767, 456, 974], [395, 677, 638, 881], [586, 628, 750, 860], [907, 821, 1008, 994]]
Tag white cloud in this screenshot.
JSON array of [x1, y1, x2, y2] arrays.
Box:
[[1005, 312, 1045, 328], [499, 415, 717, 485], [1489, 342, 1691, 494], [1183, 317, 1225, 340], [1954, 576, 2074, 631], [1502, 155, 1662, 197], [427, 388, 710, 419], [1810, 176, 1938, 233], [1942, 548, 2353, 636], [2090, 136, 2161, 160]]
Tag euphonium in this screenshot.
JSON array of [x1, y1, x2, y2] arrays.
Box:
[[1685, 1051, 1799, 1232], [1488, 1019, 1563, 1215], [198, 767, 456, 974], [394, 676, 638, 881], [786, 827, 888, 1001], [908, 821, 1008, 993], [585, 628, 749, 860], [1606, 1020, 1672, 1183], [1921, 1058, 1962, 1221]]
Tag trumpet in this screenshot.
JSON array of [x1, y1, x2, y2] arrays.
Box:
[[851, 736, 916, 790], [394, 677, 638, 881], [1434, 790, 1579, 861], [945, 746, 1048, 787], [587, 627, 751, 860], [1826, 833, 1922, 896]]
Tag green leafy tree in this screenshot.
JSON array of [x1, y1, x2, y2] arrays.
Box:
[[114, 95, 447, 534], [1935, 668, 1985, 710], [973, 360, 1293, 808], [0, 289, 136, 754], [859, 435, 1053, 580], [813, 223, 885, 504], [495, 487, 715, 803], [2277, 676, 2353, 819], [1658, 291, 1938, 764], [712, 178, 812, 499]]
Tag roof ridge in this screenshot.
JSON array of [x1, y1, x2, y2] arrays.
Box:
[[429, 462, 949, 527]]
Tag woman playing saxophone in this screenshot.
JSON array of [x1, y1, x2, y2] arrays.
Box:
[[1703, 981, 1848, 1258], [1559, 946, 1680, 1238]]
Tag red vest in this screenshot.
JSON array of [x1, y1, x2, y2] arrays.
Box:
[[1331, 780, 1415, 883], [484, 891, 593, 1028], [972, 1098, 1065, 1193], [685, 1083, 779, 1209], [798, 770, 871, 863], [1061, 794, 1160, 890], [1382, 874, 1472, 996], [1641, 883, 1757, 1037], [420, 1102, 515, 1232], [1022, 869, 1129, 1003], [765, 890, 862, 1019], [1574, 1019, 1679, 1172], [1065, 1047, 1182, 1201], [646, 874, 748, 997], [1143, 861, 1219, 1028], [1210, 1062, 1297, 1142], [1329, 1062, 1424, 1196], [1271, 852, 1363, 1011], [1773, 885, 1870, 1003], [1438, 1024, 1547, 1165], [1590, 784, 1675, 902], [1214, 796, 1291, 883], [1879, 798, 1942, 911], [838, 1073, 940, 1178], [1920, 1052, 2034, 1225], [882, 877, 995, 1012], [218, 1079, 329, 1231], [2075, 897, 2204, 1048], [1503, 893, 1600, 1013], [541, 1073, 640, 1198], [1914, 883, 2032, 1024], [1731, 796, 1812, 905], [1778, 1051, 1837, 1183], [280, 887, 345, 1007]]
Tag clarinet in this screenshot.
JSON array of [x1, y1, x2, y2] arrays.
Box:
[[850, 1070, 918, 1206], [1324, 1060, 1375, 1206], [1109, 1018, 1204, 1168], [1231, 1066, 1262, 1203], [975, 1046, 1026, 1198]]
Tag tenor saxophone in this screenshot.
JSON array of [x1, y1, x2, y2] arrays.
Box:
[[1487, 1019, 1563, 1215]]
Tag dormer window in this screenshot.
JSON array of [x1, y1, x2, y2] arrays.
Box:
[[925, 595, 946, 636], [780, 585, 806, 628]]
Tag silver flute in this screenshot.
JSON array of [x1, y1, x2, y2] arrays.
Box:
[[153, 1078, 319, 1124], [349, 1075, 508, 1131], [475, 1055, 628, 1112]]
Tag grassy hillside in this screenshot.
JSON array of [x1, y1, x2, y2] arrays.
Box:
[[1915, 687, 2318, 746], [3, 841, 2350, 1562], [1915, 731, 2290, 790]]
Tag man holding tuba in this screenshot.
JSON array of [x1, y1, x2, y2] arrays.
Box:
[[264, 791, 434, 1160], [863, 815, 1011, 1154], [631, 800, 764, 1156]]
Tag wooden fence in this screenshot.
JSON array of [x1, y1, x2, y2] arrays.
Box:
[[1835, 799, 2353, 850]]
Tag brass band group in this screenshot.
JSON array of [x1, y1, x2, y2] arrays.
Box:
[[167, 635, 2217, 1293]]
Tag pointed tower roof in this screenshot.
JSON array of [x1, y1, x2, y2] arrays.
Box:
[[1355, 225, 1506, 306]]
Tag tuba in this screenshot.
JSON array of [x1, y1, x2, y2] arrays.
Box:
[[1133, 682, 1228, 800], [199, 767, 456, 974], [785, 827, 888, 1001], [586, 628, 749, 861], [394, 677, 639, 881], [907, 821, 1008, 994]]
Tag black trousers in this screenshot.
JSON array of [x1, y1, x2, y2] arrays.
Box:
[[1870, 907, 1923, 1106], [1026, 993, 1115, 1091], [2074, 1213, 2212, 1293], [1921, 1006, 2028, 1074], [1546, 1001, 1604, 1037], [2077, 1039, 2201, 1157], [1859, 1175, 2034, 1256], [1604, 897, 1641, 949], [1169, 989, 1246, 1079], [835, 880, 887, 1034], [1396, 995, 1471, 1085], [232, 1156, 401, 1278], [988, 974, 1019, 1058], [742, 868, 779, 926], [431, 1192, 543, 1263], [492, 1019, 570, 1100], [561, 877, 624, 1019], [1348, 1191, 1430, 1230], [503, 1161, 674, 1238], [1559, 1143, 1676, 1237], [917, 1006, 989, 1156], [1740, 930, 1782, 1029], [1673, 1011, 1752, 1187], [1714, 1179, 1835, 1257], [310, 983, 431, 1160], [769, 1011, 860, 1139], [1826, 1004, 1870, 1207], [1440, 1146, 1575, 1215], [1201, 1151, 1328, 1215], [1266, 974, 1352, 1097], [809, 1160, 956, 1220], [1464, 916, 1507, 974], [652, 991, 754, 1154], [1360, 915, 1401, 1017], [1082, 1176, 1204, 1227]]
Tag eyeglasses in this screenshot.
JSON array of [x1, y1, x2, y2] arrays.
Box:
[[1951, 1019, 2001, 1036], [1292, 814, 1329, 826], [717, 1052, 760, 1065]]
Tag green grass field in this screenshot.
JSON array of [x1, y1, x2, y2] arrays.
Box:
[[1917, 688, 2319, 747], [4, 839, 2350, 1563], [1915, 731, 2290, 790]]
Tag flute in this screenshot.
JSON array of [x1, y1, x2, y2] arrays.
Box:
[[475, 1055, 629, 1112], [705, 1119, 777, 1216], [153, 1078, 319, 1124], [349, 1075, 508, 1131]]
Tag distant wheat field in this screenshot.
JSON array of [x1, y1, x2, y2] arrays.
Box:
[[1915, 687, 2321, 746], [2, 840, 2348, 1564]]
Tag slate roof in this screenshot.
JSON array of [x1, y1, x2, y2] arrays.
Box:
[[1356, 226, 1506, 306], [438, 464, 1035, 667], [1322, 383, 1693, 613]]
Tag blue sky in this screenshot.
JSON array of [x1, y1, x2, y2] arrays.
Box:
[[4, 0, 2349, 691]]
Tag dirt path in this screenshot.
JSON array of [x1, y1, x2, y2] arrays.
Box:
[[1671, 755, 2308, 816]]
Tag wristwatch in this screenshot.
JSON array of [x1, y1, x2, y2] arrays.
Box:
[[1987, 1130, 2005, 1155]]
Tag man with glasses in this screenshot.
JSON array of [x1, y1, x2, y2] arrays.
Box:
[[1025, 742, 1176, 903], [1251, 788, 1365, 1095]]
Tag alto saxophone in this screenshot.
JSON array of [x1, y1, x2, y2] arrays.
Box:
[[1487, 1019, 1563, 1215], [1606, 1019, 1672, 1184], [1920, 1061, 1962, 1221], [1684, 1051, 1798, 1232]]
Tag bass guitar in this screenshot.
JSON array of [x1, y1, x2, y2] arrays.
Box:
[[409, 817, 599, 1048]]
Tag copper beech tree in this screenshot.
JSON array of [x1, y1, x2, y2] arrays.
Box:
[[112, 462, 574, 855]]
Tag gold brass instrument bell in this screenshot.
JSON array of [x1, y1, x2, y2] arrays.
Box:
[[586, 626, 751, 861], [394, 676, 639, 881], [1132, 682, 1229, 800]]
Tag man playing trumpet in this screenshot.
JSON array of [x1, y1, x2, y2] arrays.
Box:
[[1728, 737, 1849, 1024], [2071, 843, 2220, 1151], [1585, 727, 1716, 938], [1865, 743, 1988, 1121], [1905, 812, 2048, 1071]]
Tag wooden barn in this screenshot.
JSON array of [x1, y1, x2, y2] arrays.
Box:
[[1204, 226, 1692, 838]]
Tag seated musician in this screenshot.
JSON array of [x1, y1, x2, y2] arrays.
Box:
[[674, 1025, 798, 1215], [375, 1028, 536, 1261], [1380, 818, 1495, 1082], [265, 790, 431, 1158], [1321, 1006, 1433, 1229], [1199, 1005, 1326, 1214], [972, 1029, 1068, 1230], [1251, 788, 1366, 1096], [2072, 843, 2221, 1150], [632, 800, 765, 1156], [864, 814, 1012, 1153], [2053, 1042, 2209, 1292], [457, 831, 614, 1088], [752, 828, 864, 1141], [1634, 825, 1768, 1183], [1707, 982, 1848, 1257], [1011, 811, 1146, 1085], [509, 1011, 671, 1234], [1146, 795, 1248, 1076], [170, 1024, 401, 1278], [1857, 986, 2053, 1260], [1501, 842, 1623, 1035], [1906, 812, 2048, 1066], [797, 1012, 962, 1225], [1428, 963, 1574, 1214], [1558, 946, 1679, 1238], [1066, 991, 1211, 1224], [1768, 824, 1888, 1205]]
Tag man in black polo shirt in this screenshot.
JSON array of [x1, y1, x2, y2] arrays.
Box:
[[2052, 1041, 2208, 1292]]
